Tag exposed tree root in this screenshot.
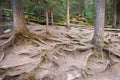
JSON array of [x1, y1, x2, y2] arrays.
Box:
[[0, 34, 10, 39], [0, 31, 47, 62], [0, 33, 15, 49], [1, 25, 120, 79], [0, 33, 15, 62], [44, 37, 62, 43], [103, 48, 120, 67], [0, 49, 5, 62], [103, 48, 120, 58], [104, 28, 120, 32], [86, 47, 113, 73]]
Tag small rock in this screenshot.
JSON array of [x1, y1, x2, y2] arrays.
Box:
[[67, 74, 74, 80], [0, 78, 3, 80], [3, 29, 11, 34]]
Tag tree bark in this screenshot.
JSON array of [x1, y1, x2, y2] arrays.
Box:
[[0, 5, 2, 22], [93, 0, 105, 54], [112, 0, 117, 28], [66, 0, 70, 28], [12, 0, 28, 34], [46, 4, 49, 32], [50, 8, 54, 26], [80, 0, 84, 17]]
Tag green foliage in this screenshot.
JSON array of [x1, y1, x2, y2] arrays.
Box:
[[1, 0, 115, 26], [84, 0, 95, 20], [43, 0, 58, 7], [0, 0, 2, 5]]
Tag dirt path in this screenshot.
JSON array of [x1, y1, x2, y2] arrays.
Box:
[[0, 24, 120, 80]]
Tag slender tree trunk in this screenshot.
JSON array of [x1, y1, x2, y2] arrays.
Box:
[[112, 0, 117, 28], [105, 1, 108, 25], [50, 8, 54, 26], [66, 0, 70, 28], [12, 0, 28, 34], [0, 6, 2, 22], [81, 0, 84, 17], [93, 0, 105, 55], [46, 4, 49, 32], [0, 5, 2, 33]]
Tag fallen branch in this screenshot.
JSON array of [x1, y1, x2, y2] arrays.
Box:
[[104, 28, 120, 32], [88, 28, 120, 32]]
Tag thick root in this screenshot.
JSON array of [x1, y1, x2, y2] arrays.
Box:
[[0, 33, 15, 49], [0, 49, 5, 62], [0, 33, 15, 62], [0, 31, 44, 62], [0, 34, 10, 39], [13, 32, 46, 45]]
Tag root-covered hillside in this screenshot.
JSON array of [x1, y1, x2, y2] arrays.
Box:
[[0, 24, 120, 80]]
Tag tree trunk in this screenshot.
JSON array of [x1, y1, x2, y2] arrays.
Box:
[[112, 0, 117, 28], [46, 4, 49, 32], [80, 0, 84, 17], [12, 0, 28, 34], [66, 0, 70, 28], [0, 5, 2, 22], [50, 8, 54, 26], [93, 0, 105, 55]]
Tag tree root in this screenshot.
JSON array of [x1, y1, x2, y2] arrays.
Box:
[[103, 48, 120, 58], [86, 47, 114, 73], [0, 33, 15, 49], [54, 49, 66, 57], [103, 48, 120, 66], [44, 37, 62, 43], [0, 34, 10, 39], [76, 45, 93, 51], [59, 44, 93, 52], [0, 31, 47, 61], [0, 33, 15, 62], [0, 49, 5, 62]]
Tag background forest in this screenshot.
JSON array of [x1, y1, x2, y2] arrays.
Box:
[[0, 0, 120, 27]]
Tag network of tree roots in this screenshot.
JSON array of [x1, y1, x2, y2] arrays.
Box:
[[0, 24, 120, 80]]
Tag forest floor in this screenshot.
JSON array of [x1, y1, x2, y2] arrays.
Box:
[[0, 23, 120, 80]]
